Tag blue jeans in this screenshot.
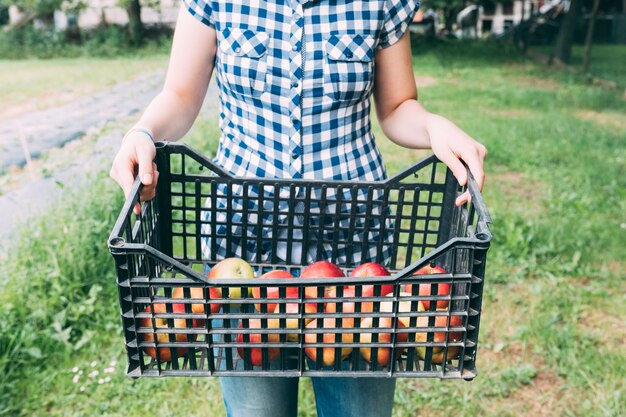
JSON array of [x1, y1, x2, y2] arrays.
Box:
[[219, 376, 396, 417]]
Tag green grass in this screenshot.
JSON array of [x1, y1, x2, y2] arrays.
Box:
[[1, 38, 625, 416], [530, 43, 626, 87], [0, 56, 168, 118]]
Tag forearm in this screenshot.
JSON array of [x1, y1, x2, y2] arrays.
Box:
[[378, 98, 434, 149], [128, 4, 217, 142], [132, 87, 208, 141]]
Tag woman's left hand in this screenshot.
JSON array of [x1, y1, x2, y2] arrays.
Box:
[[373, 31, 487, 205], [426, 113, 488, 206]]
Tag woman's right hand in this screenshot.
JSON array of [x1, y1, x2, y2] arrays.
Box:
[[109, 131, 159, 214]]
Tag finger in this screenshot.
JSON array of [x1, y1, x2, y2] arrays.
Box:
[[436, 146, 468, 186], [137, 145, 156, 186], [464, 149, 485, 191], [139, 168, 159, 202], [134, 202, 142, 215], [478, 143, 488, 161], [114, 161, 136, 198], [455, 190, 471, 206]]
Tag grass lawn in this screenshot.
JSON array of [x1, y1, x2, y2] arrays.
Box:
[[529, 43, 626, 88], [1, 38, 625, 416], [0, 55, 168, 119]]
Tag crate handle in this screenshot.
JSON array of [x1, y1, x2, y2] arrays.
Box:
[[108, 175, 144, 249], [466, 169, 492, 241], [161, 141, 235, 178], [385, 154, 439, 184]]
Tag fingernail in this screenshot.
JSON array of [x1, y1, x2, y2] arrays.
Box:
[[142, 173, 153, 184]]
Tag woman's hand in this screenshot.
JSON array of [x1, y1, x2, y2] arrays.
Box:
[[426, 113, 487, 206], [374, 31, 487, 206], [109, 132, 158, 214]]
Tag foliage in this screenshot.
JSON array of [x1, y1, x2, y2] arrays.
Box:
[[0, 25, 171, 59], [3, 0, 64, 17], [0, 5, 8, 26], [0, 173, 122, 415]]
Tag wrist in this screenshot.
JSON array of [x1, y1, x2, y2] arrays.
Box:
[[423, 112, 443, 147], [123, 127, 154, 143]]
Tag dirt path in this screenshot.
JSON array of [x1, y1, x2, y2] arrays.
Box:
[[0, 77, 220, 247], [0, 70, 166, 170]]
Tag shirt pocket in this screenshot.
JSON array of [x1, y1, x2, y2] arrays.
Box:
[[323, 34, 376, 103], [218, 27, 269, 98]]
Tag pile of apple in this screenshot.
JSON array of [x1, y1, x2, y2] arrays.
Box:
[[139, 258, 464, 368]]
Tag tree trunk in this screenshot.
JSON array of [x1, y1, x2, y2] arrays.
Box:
[[445, 7, 455, 33], [582, 0, 601, 73], [126, 0, 143, 46], [552, 0, 583, 64]]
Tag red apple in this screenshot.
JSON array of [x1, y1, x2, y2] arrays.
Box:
[[415, 313, 463, 363], [252, 270, 297, 313], [300, 261, 345, 279], [236, 318, 281, 366], [172, 287, 218, 316], [325, 287, 374, 315], [299, 261, 345, 311], [359, 316, 409, 366], [139, 302, 197, 362], [304, 317, 354, 366], [349, 262, 393, 297], [207, 258, 255, 308], [403, 265, 450, 310]]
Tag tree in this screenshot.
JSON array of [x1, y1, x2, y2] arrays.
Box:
[[552, 0, 583, 64], [118, 0, 144, 45], [421, 0, 466, 34], [582, 0, 601, 73]]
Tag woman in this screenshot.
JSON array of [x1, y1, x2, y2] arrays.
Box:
[[110, 1, 487, 416]]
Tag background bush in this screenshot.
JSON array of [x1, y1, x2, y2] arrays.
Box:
[[0, 24, 172, 59]]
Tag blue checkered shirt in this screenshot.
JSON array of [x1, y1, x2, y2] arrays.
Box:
[[184, 0, 421, 266]]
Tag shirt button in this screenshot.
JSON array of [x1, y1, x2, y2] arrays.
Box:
[[345, 51, 353, 59], [292, 44, 299, 52], [291, 81, 299, 88], [291, 151, 299, 159], [235, 47, 241, 53], [292, 118, 298, 125]]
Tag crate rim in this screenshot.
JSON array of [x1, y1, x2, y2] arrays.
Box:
[[108, 141, 492, 285]]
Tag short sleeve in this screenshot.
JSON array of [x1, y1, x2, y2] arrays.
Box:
[[378, 0, 420, 49], [181, 0, 215, 28]]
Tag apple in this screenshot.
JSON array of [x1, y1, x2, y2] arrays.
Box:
[[403, 265, 451, 310], [252, 270, 297, 313], [304, 317, 354, 366], [273, 301, 316, 342], [299, 261, 345, 312], [236, 318, 281, 366], [415, 313, 463, 364], [349, 262, 393, 297], [207, 258, 255, 308], [359, 316, 409, 366], [172, 286, 218, 316], [300, 261, 345, 279], [139, 302, 198, 362], [379, 292, 426, 328], [325, 287, 374, 315], [300, 260, 345, 297]]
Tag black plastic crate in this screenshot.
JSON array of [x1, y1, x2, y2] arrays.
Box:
[[108, 142, 492, 379]]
